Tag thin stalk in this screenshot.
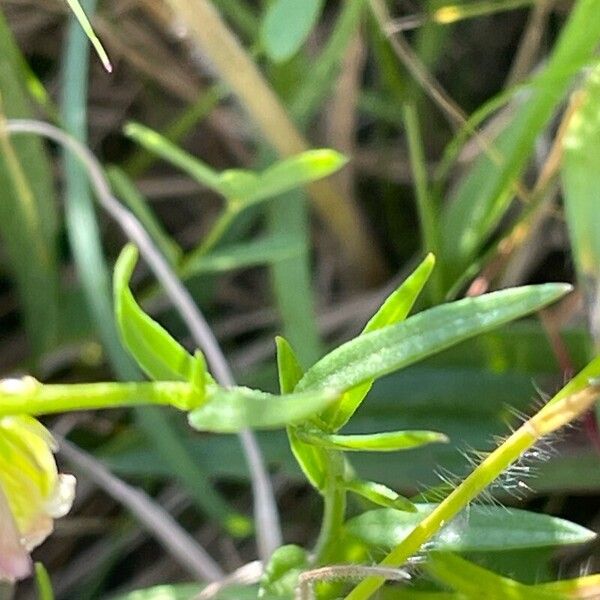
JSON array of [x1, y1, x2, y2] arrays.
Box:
[[5, 120, 282, 562], [345, 383, 600, 599], [313, 451, 346, 565], [0, 379, 196, 416], [402, 102, 443, 302], [182, 207, 240, 272]]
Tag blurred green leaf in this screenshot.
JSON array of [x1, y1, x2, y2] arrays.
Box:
[[296, 428, 448, 452], [345, 479, 416, 512], [188, 385, 338, 433], [237, 149, 347, 204], [261, 0, 324, 63], [124, 122, 222, 191], [126, 122, 346, 207], [259, 544, 308, 599], [426, 552, 552, 599], [34, 563, 54, 600], [0, 10, 59, 357], [441, 0, 600, 282], [113, 244, 199, 382], [321, 254, 436, 430], [182, 234, 304, 278], [297, 284, 570, 393], [562, 64, 600, 386], [346, 505, 596, 552]]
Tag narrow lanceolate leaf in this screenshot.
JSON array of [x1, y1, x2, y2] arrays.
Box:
[[296, 429, 448, 452], [217, 150, 347, 205], [277, 337, 328, 489], [297, 284, 571, 393], [181, 234, 304, 279], [238, 149, 347, 204], [346, 505, 596, 552], [345, 480, 416, 512], [276, 337, 305, 393], [320, 254, 435, 430], [0, 12, 59, 357], [261, 0, 324, 63], [441, 0, 600, 281], [113, 244, 198, 382], [562, 65, 600, 348], [188, 386, 338, 433]]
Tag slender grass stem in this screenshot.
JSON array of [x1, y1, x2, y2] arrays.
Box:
[[345, 383, 600, 599], [402, 102, 443, 302]]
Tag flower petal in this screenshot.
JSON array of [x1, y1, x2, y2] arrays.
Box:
[[0, 485, 31, 581]]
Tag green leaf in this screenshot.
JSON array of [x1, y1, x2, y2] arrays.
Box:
[[364, 254, 436, 333], [276, 336, 328, 489], [124, 122, 222, 191], [297, 284, 571, 394], [276, 336, 305, 393], [426, 553, 544, 600], [346, 505, 596, 552], [296, 429, 448, 452], [126, 122, 346, 208], [0, 12, 60, 357], [188, 385, 338, 433], [345, 480, 416, 512], [440, 0, 600, 280], [34, 563, 54, 600], [181, 234, 304, 278], [258, 544, 309, 599], [239, 149, 347, 204], [113, 244, 199, 382], [320, 254, 436, 429], [261, 0, 324, 63]]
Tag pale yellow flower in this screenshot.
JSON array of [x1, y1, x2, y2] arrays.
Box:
[[0, 398, 75, 581]]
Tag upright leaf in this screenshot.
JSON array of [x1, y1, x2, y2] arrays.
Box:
[[0, 11, 59, 357], [320, 254, 435, 430], [441, 0, 600, 281], [113, 244, 197, 382], [261, 0, 324, 63], [276, 337, 328, 490]]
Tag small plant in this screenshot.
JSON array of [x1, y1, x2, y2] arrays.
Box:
[[0, 237, 598, 597]]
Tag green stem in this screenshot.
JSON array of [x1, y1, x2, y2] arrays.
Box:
[[314, 451, 347, 564], [182, 206, 240, 273], [0, 380, 197, 416], [402, 102, 443, 303], [346, 429, 534, 599]]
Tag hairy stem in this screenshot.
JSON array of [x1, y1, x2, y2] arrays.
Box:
[[346, 383, 600, 599]]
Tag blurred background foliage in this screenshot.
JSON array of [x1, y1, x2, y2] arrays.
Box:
[[0, 0, 599, 597]]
